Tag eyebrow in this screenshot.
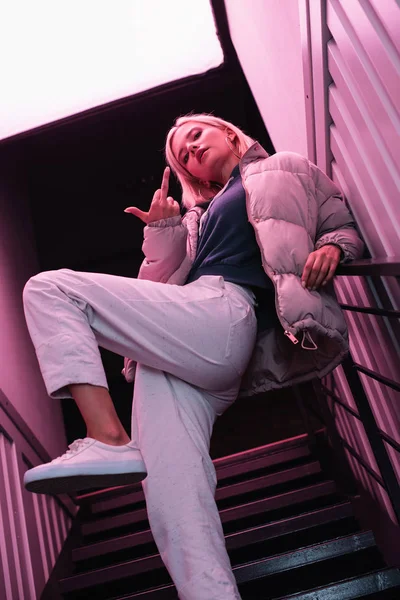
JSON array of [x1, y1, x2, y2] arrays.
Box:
[[178, 127, 198, 163]]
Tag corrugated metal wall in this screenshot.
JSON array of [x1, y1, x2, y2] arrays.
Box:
[[309, 0, 400, 523], [0, 399, 76, 600]]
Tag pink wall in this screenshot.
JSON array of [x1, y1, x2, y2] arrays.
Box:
[[225, 0, 309, 156], [0, 151, 67, 458]]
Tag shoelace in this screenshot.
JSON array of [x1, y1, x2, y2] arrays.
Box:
[[61, 438, 90, 459]]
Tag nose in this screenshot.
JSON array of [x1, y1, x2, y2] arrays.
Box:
[[188, 141, 198, 155]]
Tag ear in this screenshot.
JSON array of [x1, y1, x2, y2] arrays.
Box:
[[225, 127, 236, 142]]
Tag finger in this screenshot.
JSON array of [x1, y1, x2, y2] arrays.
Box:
[[167, 196, 175, 205], [170, 199, 180, 215], [313, 262, 330, 289], [305, 256, 324, 289], [124, 207, 149, 223], [301, 254, 316, 288], [160, 167, 170, 203], [151, 189, 161, 205], [322, 262, 338, 287]]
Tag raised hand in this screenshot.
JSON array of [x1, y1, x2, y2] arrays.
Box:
[[124, 167, 180, 224]]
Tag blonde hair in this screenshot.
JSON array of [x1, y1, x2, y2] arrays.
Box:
[[165, 113, 255, 209]]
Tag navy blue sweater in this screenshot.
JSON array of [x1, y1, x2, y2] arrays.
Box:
[[186, 165, 273, 294]]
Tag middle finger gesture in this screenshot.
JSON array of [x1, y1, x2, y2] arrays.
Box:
[[124, 167, 180, 224]]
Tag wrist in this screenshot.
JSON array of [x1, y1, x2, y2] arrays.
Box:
[[323, 243, 343, 259], [147, 215, 181, 227]]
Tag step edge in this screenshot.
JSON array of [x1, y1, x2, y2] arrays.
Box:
[[273, 567, 400, 599], [213, 432, 312, 467], [75, 433, 315, 504], [89, 460, 322, 517], [81, 479, 338, 536], [73, 499, 355, 563], [234, 530, 376, 584], [87, 566, 400, 600], [61, 530, 376, 593]]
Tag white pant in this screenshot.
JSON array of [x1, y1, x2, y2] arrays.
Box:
[[23, 269, 258, 599]]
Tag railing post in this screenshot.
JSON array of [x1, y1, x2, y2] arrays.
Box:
[[311, 379, 359, 496], [294, 380, 359, 496], [341, 354, 400, 525], [292, 384, 318, 451]]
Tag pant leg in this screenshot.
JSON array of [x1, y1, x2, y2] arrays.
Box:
[[132, 364, 241, 600], [22, 269, 256, 401], [22, 269, 255, 598]]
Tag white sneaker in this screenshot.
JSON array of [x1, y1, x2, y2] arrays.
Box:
[[24, 437, 147, 495]]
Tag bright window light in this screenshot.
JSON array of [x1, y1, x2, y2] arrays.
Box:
[[0, 0, 223, 141]]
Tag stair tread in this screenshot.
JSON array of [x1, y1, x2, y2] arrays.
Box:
[[81, 479, 338, 537], [234, 530, 376, 584], [75, 433, 313, 506], [85, 460, 322, 517], [60, 433, 393, 600], [60, 529, 376, 593], [73, 499, 355, 563], [274, 567, 400, 599], [104, 567, 400, 600]]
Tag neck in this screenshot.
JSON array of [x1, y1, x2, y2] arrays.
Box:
[[219, 155, 240, 186]]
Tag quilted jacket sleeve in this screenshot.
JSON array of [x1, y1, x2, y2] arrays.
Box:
[[121, 214, 189, 384], [309, 161, 364, 262], [137, 215, 188, 282]]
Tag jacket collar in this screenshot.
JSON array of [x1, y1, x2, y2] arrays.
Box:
[[240, 142, 269, 170]]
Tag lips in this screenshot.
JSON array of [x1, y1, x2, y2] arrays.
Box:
[[196, 148, 207, 162]]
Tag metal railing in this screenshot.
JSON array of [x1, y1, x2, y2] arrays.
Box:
[[297, 257, 400, 524]]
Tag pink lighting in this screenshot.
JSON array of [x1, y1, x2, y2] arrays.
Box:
[[0, 0, 223, 141]]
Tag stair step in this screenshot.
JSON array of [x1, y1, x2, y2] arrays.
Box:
[[73, 500, 354, 564], [276, 568, 400, 599], [81, 459, 322, 522], [59, 530, 376, 596], [214, 433, 314, 470], [108, 567, 400, 600], [75, 433, 312, 510], [112, 584, 178, 599], [234, 530, 376, 585], [226, 500, 356, 553], [220, 460, 322, 504], [81, 479, 338, 538]]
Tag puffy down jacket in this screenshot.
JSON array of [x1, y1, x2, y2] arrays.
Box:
[[123, 143, 364, 396]]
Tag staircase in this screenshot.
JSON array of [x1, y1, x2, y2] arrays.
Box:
[[56, 433, 400, 599]]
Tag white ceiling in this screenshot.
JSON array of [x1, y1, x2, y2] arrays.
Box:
[[0, 0, 223, 141]]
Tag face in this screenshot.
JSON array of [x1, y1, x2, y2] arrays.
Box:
[[170, 121, 235, 184]]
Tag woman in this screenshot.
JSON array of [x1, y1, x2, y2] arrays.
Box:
[[22, 113, 364, 599]]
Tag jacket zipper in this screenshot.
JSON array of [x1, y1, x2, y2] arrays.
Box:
[[284, 330, 299, 345]]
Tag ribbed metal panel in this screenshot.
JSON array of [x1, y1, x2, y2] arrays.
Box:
[[0, 411, 73, 599], [22, 454, 73, 597], [322, 0, 400, 521], [0, 430, 35, 600], [30, 486, 70, 583]]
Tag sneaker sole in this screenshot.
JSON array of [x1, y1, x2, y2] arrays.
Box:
[[25, 470, 147, 495]]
